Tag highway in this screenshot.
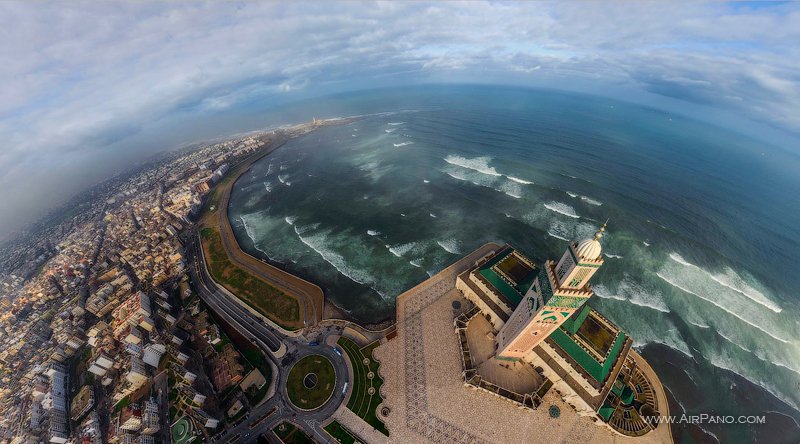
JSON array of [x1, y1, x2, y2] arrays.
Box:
[[184, 231, 350, 443]]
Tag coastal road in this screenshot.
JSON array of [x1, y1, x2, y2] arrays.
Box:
[[184, 230, 350, 443]]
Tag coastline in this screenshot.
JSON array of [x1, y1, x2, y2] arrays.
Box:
[[200, 116, 385, 330]]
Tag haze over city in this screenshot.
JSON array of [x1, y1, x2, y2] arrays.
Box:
[[1, 1, 799, 239]]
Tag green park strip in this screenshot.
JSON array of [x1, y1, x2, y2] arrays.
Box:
[[286, 354, 336, 410], [200, 226, 300, 329]]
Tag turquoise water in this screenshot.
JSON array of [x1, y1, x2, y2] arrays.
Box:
[[228, 87, 800, 442]]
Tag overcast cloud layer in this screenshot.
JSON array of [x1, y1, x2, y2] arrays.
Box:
[[1, 1, 799, 238]]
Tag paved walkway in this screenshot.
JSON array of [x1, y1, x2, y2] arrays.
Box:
[[332, 406, 390, 444]]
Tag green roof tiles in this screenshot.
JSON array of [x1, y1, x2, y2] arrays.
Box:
[[478, 247, 539, 309], [549, 323, 626, 384]]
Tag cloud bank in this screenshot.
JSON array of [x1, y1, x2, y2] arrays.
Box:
[[0, 1, 798, 236]]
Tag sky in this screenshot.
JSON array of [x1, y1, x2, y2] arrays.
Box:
[[1, 1, 799, 239]]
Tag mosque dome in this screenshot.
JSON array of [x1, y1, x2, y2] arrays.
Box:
[[574, 223, 606, 260]]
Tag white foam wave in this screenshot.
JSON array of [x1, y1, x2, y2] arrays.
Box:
[[388, 122, 404, 126], [293, 225, 387, 298], [385, 128, 397, 133], [278, 174, 289, 184], [387, 242, 417, 258], [595, 279, 670, 313], [443, 155, 501, 177], [429, 213, 437, 218], [284, 216, 298, 225], [437, 239, 462, 255], [263, 182, 273, 193], [706, 350, 800, 412], [367, 230, 380, 236], [566, 191, 578, 198], [643, 241, 651, 247], [266, 163, 274, 175], [580, 195, 603, 206], [655, 272, 789, 343], [688, 320, 711, 329], [593, 284, 627, 301], [507, 176, 533, 185], [279, 163, 288, 171], [352, 134, 357, 137], [604, 253, 623, 259], [423, 179, 430, 184], [543, 202, 580, 219], [668, 253, 782, 313], [409, 259, 423, 268], [393, 142, 413, 147], [547, 231, 570, 242], [717, 330, 754, 353]]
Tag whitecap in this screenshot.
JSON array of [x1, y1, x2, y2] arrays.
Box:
[[655, 272, 789, 343], [543, 202, 580, 219], [409, 259, 423, 268], [437, 239, 462, 255], [604, 253, 623, 259], [388, 122, 404, 126], [668, 253, 781, 313], [266, 163, 274, 176], [429, 213, 437, 218], [643, 241, 651, 247], [367, 230, 380, 236], [385, 128, 397, 133], [278, 174, 289, 184], [592, 284, 627, 301], [565, 191, 578, 198], [443, 155, 501, 177], [580, 195, 603, 206], [547, 231, 570, 242], [263, 182, 273, 193], [387, 242, 417, 258], [688, 320, 711, 329], [423, 179, 430, 184], [507, 176, 533, 185], [393, 142, 414, 147], [284, 216, 298, 225]]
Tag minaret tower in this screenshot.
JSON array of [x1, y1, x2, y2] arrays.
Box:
[[496, 223, 607, 360]]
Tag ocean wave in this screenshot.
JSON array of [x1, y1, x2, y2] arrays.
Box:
[[388, 122, 404, 126], [717, 330, 754, 354], [593, 284, 627, 301], [409, 259, 423, 268], [655, 271, 789, 343], [547, 231, 570, 242], [278, 174, 289, 184], [293, 225, 388, 299], [580, 195, 602, 206], [387, 242, 417, 258], [263, 182, 272, 193], [643, 241, 651, 247], [543, 202, 580, 219], [603, 253, 623, 259], [393, 142, 414, 147], [429, 213, 437, 218], [284, 216, 298, 225], [437, 239, 462, 255], [367, 230, 380, 236], [596, 279, 670, 313], [443, 155, 501, 177], [566, 191, 578, 198], [705, 349, 800, 412], [266, 163, 275, 176], [280, 163, 288, 171], [668, 253, 782, 313], [507, 176, 533, 185], [687, 320, 711, 329], [385, 128, 397, 133], [423, 179, 430, 183]]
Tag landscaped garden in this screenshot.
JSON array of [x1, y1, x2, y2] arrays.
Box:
[[286, 354, 336, 410], [337, 337, 389, 436], [323, 419, 359, 444], [272, 421, 315, 444]]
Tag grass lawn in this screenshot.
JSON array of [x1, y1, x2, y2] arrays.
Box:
[[337, 337, 389, 436], [200, 226, 300, 329], [323, 420, 359, 444], [286, 354, 335, 410], [272, 422, 315, 444]]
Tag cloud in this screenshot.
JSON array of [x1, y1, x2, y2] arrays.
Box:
[[0, 1, 798, 236]]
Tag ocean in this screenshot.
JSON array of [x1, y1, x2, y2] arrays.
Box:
[[227, 86, 800, 443]]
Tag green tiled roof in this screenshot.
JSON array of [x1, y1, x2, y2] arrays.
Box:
[[549, 323, 626, 383], [478, 248, 539, 308], [598, 402, 615, 421], [562, 304, 591, 335]]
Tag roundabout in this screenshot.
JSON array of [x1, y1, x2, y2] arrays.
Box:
[[286, 354, 336, 410]]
